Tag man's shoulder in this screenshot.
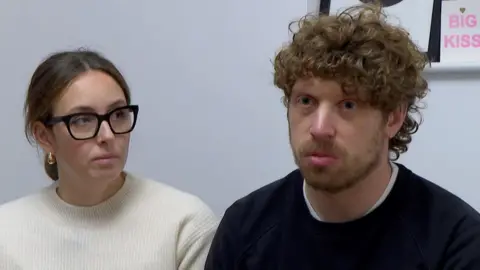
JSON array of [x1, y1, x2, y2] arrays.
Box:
[[398, 164, 480, 268], [396, 163, 480, 250], [400, 164, 480, 221], [221, 169, 302, 236]]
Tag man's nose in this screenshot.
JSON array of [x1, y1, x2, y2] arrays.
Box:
[[309, 108, 335, 139]]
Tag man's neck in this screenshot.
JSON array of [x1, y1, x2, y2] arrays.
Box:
[[56, 173, 125, 207], [304, 161, 394, 223]]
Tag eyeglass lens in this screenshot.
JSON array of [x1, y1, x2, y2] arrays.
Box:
[[68, 107, 135, 139]]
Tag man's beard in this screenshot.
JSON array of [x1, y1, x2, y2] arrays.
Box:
[[292, 131, 383, 194]]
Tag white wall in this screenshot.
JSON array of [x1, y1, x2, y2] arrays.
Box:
[[0, 0, 304, 215], [1, 0, 479, 216], [399, 70, 480, 210]]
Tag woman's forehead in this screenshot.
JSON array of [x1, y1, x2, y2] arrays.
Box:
[[53, 71, 126, 115]]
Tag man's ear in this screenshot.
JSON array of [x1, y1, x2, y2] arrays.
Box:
[[32, 121, 55, 154], [386, 105, 407, 139]]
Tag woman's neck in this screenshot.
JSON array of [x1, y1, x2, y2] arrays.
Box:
[[56, 172, 126, 207]]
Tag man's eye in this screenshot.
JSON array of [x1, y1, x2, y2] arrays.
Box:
[[298, 96, 313, 105], [340, 100, 357, 110]]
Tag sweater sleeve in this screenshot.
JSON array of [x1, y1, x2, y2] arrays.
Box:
[[441, 218, 480, 269], [176, 200, 218, 270], [0, 245, 22, 270]]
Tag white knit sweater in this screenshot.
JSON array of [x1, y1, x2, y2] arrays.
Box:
[[0, 173, 218, 270]]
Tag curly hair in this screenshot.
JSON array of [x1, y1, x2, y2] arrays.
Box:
[[273, 3, 430, 160]]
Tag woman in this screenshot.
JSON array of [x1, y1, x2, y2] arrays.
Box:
[[0, 49, 218, 269]]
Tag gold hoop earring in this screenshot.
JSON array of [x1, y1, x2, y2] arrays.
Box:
[[47, 152, 56, 165]]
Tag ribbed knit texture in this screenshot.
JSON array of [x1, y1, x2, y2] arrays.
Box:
[[0, 173, 218, 270]]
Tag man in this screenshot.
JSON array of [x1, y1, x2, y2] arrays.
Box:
[[360, 0, 403, 7], [205, 3, 480, 270]]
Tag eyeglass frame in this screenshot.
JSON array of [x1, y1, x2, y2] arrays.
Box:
[[44, 105, 140, 140]]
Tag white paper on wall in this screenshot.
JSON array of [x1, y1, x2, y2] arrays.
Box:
[[441, 0, 480, 63], [328, 0, 435, 52]]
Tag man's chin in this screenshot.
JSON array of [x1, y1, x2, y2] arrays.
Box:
[[304, 178, 355, 194], [300, 162, 338, 175], [300, 167, 354, 193]]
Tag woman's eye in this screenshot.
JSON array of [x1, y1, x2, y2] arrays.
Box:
[[73, 117, 90, 124], [70, 116, 94, 126], [114, 111, 125, 118]]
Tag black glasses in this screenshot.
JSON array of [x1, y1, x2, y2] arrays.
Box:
[[45, 105, 139, 140]]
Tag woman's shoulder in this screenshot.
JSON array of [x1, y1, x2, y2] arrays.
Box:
[[0, 187, 52, 230], [127, 172, 218, 221], [127, 172, 219, 243], [0, 187, 49, 215]]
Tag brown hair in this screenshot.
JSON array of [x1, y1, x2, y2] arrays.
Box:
[[273, 3, 429, 160], [24, 49, 132, 180]]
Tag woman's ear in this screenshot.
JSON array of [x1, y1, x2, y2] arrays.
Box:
[[32, 121, 55, 154]]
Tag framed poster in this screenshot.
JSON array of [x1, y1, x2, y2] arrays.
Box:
[[440, 0, 480, 63], [318, 0, 442, 62]]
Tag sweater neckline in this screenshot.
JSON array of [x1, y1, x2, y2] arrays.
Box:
[[290, 164, 409, 235], [42, 173, 137, 226]]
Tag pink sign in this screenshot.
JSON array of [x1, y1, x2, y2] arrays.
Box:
[[444, 13, 480, 48], [441, 3, 480, 63]]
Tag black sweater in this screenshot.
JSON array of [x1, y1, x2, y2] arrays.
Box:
[[205, 164, 480, 270]]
